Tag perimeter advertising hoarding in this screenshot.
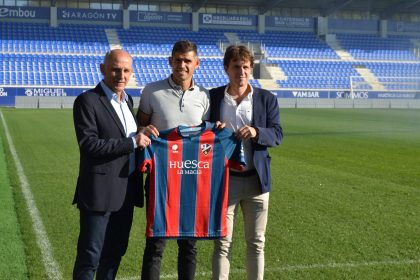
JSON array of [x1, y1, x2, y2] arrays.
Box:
[[200, 13, 257, 26], [273, 90, 418, 99], [58, 8, 122, 22], [130, 11, 190, 24], [266, 16, 314, 29], [0, 87, 140, 107], [388, 21, 420, 33], [0, 88, 417, 107], [328, 19, 378, 32], [0, 6, 49, 19]]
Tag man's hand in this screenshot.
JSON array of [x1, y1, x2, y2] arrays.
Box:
[[236, 125, 258, 140], [139, 124, 159, 138], [135, 132, 151, 148], [214, 121, 226, 129]]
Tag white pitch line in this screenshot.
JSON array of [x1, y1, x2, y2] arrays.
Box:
[[0, 110, 62, 280], [118, 258, 420, 280]]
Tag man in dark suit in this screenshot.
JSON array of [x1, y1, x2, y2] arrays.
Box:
[[72, 49, 149, 280], [210, 45, 283, 280]]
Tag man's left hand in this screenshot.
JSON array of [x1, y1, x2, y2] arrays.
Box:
[[236, 125, 258, 140]]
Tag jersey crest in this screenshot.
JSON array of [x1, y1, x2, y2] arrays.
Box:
[[201, 143, 212, 155]]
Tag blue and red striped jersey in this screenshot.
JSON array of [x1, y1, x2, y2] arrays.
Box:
[[139, 122, 243, 239]]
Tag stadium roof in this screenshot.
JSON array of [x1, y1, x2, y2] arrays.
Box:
[[127, 0, 420, 18]]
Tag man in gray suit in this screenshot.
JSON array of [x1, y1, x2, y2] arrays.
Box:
[[72, 49, 148, 280]]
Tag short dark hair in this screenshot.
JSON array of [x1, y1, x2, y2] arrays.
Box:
[[171, 40, 198, 57], [223, 45, 254, 68]]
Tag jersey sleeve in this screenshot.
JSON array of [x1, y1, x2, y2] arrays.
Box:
[[215, 127, 246, 169], [138, 143, 154, 173]]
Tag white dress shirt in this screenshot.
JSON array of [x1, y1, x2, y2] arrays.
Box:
[[220, 84, 255, 171], [101, 81, 137, 174]]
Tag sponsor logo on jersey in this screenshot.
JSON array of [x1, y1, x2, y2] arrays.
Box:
[[169, 160, 210, 169], [171, 144, 179, 153]]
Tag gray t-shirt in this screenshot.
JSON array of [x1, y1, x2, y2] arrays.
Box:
[[139, 76, 210, 131]]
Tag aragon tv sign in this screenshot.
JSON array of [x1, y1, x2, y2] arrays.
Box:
[[0, 6, 49, 19], [58, 8, 122, 22]]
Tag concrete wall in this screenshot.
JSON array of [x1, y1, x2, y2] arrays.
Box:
[[15, 96, 139, 109]]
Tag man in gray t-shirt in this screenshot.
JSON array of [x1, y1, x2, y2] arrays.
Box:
[[138, 74, 209, 131], [136, 40, 208, 280]]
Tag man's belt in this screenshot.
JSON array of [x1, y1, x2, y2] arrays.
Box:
[[230, 169, 257, 177]]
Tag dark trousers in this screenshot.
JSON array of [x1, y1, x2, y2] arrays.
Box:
[[72, 201, 134, 280], [141, 238, 197, 280]]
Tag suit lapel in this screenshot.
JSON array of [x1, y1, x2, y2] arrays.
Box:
[[216, 86, 226, 120], [252, 87, 260, 126], [96, 85, 126, 136]]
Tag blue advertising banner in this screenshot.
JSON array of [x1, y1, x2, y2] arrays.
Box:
[[272, 90, 418, 99], [0, 6, 49, 20], [0, 86, 141, 106], [58, 8, 122, 22], [17, 87, 139, 97], [329, 19, 378, 32], [200, 13, 257, 26], [130, 11, 190, 24], [1, 87, 418, 107], [266, 16, 314, 29], [0, 87, 14, 107], [388, 21, 420, 33]]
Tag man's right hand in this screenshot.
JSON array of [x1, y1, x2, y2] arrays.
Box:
[[135, 132, 151, 148], [139, 125, 159, 138]]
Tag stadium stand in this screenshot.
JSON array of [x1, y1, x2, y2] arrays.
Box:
[[336, 34, 420, 61], [0, 22, 109, 54], [237, 30, 340, 59], [1, 21, 419, 95], [267, 60, 362, 89], [118, 27, 227, 56], [1, 53, 103, 86]]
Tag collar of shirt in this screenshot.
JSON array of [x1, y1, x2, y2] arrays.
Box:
[[223, 84, 253, 105], [168, 75, 195, 95], [100, 80, 128, 104]]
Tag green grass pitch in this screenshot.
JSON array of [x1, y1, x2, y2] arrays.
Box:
[[0, 108, 419, 279]]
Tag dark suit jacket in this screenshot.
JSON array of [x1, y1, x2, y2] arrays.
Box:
[[73, 83, 143, 211], [210, 86, 283, 194]]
